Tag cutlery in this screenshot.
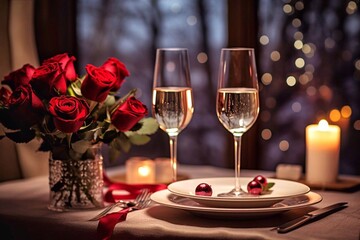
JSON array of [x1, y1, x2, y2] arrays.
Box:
[[275, 202, 348, 233], [126, 191, 152, 212], [89, 189, 150, 221]]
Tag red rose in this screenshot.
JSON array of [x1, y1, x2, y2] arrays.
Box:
[[2, 64, 35, 90], [44, 53, 77, 81], [0, 87, 12, 107], [0, 85, 44, 130], [101, 57, 130, 91], [30, 62, 67, 99], [111, 96, 148, 131], [48, 96, 89, 133], [81, 64, 117, 102]]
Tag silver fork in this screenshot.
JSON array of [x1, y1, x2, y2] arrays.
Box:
[[89, 189, 150, 221], [128, 190, 152, 212]]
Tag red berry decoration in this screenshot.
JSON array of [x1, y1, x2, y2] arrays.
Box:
[[247, 180, 263, 195], [195, 183, 213, 196], [247, 175, 275, 195], [253, 175, 268, 189]]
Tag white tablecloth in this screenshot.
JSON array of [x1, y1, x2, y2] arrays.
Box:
[[0, 165, 359, 240]]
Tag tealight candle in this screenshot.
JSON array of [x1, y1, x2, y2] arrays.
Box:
[[126, 157, 155, 184], [306, 119, 341, 184], [155, 158, 173, 183]]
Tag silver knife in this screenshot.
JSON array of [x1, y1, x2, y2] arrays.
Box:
[[276, 202, 348, 233]]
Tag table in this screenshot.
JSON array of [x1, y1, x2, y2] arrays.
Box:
[[0, 165, 359, 240]]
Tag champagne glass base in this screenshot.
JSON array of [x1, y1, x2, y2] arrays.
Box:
[[217, 188, 251, 197]]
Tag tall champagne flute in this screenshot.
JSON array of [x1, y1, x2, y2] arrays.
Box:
[[152, 48, 194, 182], [216, 48, 259, 197]]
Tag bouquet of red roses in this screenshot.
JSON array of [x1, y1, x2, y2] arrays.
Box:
[[0, 53, 158, 161]]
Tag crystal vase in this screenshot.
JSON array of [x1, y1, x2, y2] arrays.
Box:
[[48, 144, 104, 211]]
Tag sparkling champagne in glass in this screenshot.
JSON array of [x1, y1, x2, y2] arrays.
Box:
[[216, 48, 259, 197], [152, 48, 194, 182]]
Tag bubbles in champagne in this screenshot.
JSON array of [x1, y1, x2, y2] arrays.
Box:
[[217, 88, 259, 135], [152, 87, 194, 136]]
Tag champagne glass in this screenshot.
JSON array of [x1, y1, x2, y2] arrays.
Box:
[[216, 48, 259, 197], [152, 48, 194, 182]]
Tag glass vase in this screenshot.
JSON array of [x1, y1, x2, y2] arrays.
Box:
[[48, 144, 104, 211]]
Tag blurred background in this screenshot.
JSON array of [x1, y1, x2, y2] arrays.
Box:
[[1, 0, 360, 178]]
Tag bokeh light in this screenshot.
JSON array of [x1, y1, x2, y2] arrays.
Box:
[[294, 40, 303, 49], [279, 140, 289, 151], [346, 1, 357, 14], [292, 18, 301, 28], [355, 59, 360, 70], [319, 85, 333, 101], [295, 58, 305, 68], [197, 52, 208, 63], [261, 73, 272, 85], [341, 105, 352, 118], [291, 102, 302, 112], [354, 120, 360, 130], [259, 35, 269, 45], [329, 109, 341, 122], [283, 4, 293, 14], [261, 129, 272, 140], [306, 86, 317, 96], [270, 51, 281, 61], [294, 31, 304, 40], [295, 1, 304, 10], [286, 76, 296, 86]]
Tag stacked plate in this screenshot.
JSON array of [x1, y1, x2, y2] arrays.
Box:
[[151, 177, 322, 218]]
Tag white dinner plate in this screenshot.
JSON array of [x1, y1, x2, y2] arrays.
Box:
[[167, 177, 311, 208], [151, 189, 322, 219]]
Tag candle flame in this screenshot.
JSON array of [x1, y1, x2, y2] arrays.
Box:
[[318, 119, 329, 130], [138, 166, 150, 177]]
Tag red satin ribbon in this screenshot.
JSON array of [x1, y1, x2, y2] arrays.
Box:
[[96, 208, 130, 240], [97, 171, 167, 240]]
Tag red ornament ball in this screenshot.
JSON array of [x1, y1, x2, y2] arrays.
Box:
[[195, 183, 213, 196], [247, 180, 262, 195], [253, 175, 268, 189]]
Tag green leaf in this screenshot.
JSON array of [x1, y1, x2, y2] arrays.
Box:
[[78, 121, 98, 134], [53, 131, 67, 139], [68, 79, 83, 97], [110, 134, 131, 153], [78, 130, 96, 142], [264, 182, 275, 191], [134, 118, 159, 135], [71, 140, 92, 154], [104, 95, 116, 107], [101, 129, 118, 144], [6, 129, 36, 143], [107, 135, 132, 162], [129, 134, 151, 145], [38, 140, 52, 152], [119, 138, 131, 152], [66, 133, 73, 149], [108, 146, 122, 162]]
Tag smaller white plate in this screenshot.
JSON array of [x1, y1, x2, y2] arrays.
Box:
[[168, 177, 310, 208], [151, 190, 322, 218]]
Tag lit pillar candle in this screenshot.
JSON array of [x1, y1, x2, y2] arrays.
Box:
[[126, 157, 155, 184], [155, 158, 173, 183], [306, 119, 341, 184]]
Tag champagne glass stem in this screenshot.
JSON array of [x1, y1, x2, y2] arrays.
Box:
[[234, 135, 242, 194], [169, 135, 178, 182]]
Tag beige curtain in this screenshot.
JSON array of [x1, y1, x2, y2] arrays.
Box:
[[0, 0, 48, 182]]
